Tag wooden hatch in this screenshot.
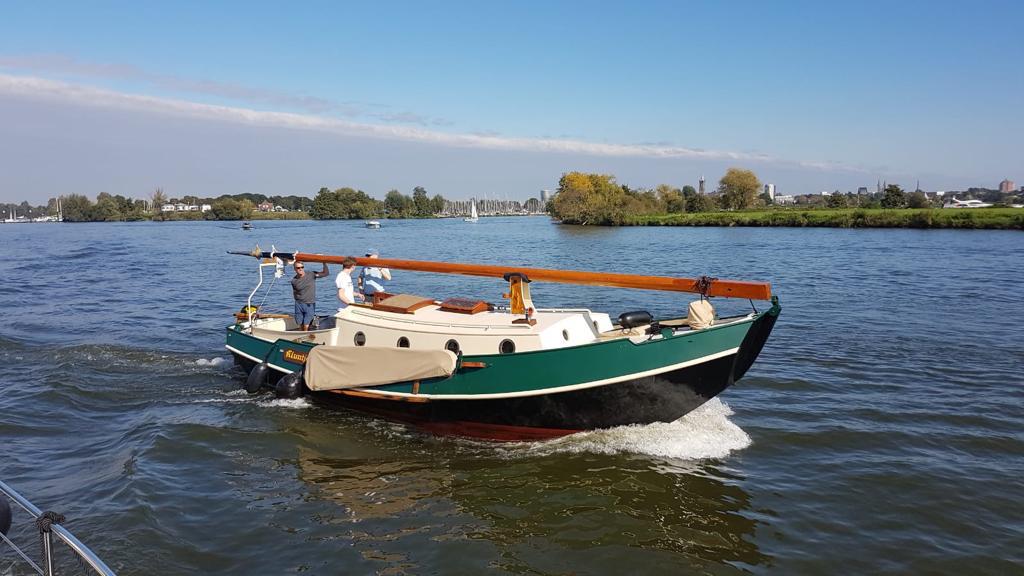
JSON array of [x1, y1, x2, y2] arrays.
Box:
[[372, 294, 435, 314], [439, 298, 490, 315]]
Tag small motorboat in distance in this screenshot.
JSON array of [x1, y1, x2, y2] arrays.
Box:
[[242, 221, 253, 230], [365, 220, 381, 229], [225, 246, 780, 440]]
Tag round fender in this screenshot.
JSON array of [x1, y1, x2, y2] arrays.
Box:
[[245, 362, 271, 394], [274, 372, 305, 399], [0, 497, 11, 536]]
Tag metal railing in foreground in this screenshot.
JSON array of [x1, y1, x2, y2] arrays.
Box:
[[0, 480, 116, 576]]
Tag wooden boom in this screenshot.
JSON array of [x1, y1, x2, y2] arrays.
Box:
[[273, 251, 772, 300]]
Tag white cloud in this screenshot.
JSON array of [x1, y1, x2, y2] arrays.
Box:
[[0, 72, 863, 172]]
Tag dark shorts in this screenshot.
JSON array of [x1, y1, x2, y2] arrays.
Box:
[[294, 302, 315, 326]]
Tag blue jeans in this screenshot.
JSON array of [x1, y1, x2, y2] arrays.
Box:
[[294, 302, 315, 327]]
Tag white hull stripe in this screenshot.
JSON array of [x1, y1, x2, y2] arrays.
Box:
[[225, 344, 294, 374], [227, 343, 739, 401]]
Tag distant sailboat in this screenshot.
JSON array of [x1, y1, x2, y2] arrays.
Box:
[[464, 200, 479, 222]]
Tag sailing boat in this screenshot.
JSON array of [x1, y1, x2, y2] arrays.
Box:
[[225, 247, 780, 440], [464, 199, 479, 222]]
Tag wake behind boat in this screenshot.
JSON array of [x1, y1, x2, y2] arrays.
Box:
[[225, 247, 780, 440]]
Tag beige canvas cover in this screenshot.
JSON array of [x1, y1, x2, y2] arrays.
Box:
[[687, 300, 715, 329], [304, 346, 458, 391]]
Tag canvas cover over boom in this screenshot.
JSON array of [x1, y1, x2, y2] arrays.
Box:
[[304, 346, 458, 391], [687, 300, 715, 329]]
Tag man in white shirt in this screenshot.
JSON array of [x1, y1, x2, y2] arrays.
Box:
[[335, 257, 364, 310]]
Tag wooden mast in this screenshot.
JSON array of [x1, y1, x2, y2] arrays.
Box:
[[281, 252, 772, 300]]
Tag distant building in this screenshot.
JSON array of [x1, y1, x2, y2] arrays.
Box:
[[999, 179, 1015, 193], [200, 204, 212, 212], [257, 201, 274, 212], [857, 187, 869, 195], [161, 203, 176, 212], [540, 189, 551, 202], [775, 195, 796, 204], [764, 184, 776, 201], [698, 175, 705, 195]]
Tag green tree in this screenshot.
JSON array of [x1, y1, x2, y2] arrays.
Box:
[[310, 187, 381, 219], [60, 194, 94, 222], [384, 189, 414, 218], [93, 193, 124, 221], [412, 186, 431, 217], [310, 187, 343, 219], [881, 184, 907, 208], [430, 194, 446, 215], [688, 193, 717, 212], [210, 198, 253, 220], [549, 172, 663, 224], [656, 184, 685, 213], [826, 193, 848, 208], [717, 168, 761, 210], [907, 191, 930, 209]]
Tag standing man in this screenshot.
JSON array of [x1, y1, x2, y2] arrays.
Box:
[[358, 248, 392, 300], [336, 257, 364, 310], [291, 260, 329, 331]]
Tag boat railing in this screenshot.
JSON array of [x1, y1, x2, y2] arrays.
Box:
[[0, 480, 116, 576]]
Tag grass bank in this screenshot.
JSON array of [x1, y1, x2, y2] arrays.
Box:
[[625, 208, 1024, 230]]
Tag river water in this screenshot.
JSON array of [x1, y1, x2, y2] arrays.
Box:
[[1, 218, 1022, 575]]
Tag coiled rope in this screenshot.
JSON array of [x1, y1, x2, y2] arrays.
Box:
[[695, 275, 717, 299]]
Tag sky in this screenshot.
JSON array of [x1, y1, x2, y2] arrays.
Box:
[[1, 0, 1021, 204]]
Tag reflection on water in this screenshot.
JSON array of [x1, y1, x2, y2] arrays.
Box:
[[290, 401, 769, 574]]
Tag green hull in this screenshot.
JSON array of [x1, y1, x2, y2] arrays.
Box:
[[226, 300, 780, 439]]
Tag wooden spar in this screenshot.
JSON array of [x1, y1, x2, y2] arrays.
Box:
[[283, 252, 772, 300]]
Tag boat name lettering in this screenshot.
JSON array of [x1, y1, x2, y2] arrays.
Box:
[[283, 349, 308, 364]]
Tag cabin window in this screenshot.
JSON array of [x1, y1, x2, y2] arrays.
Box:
[[397, 336, 410, 348], [499, 339, 516, 354], [354, 332, 366, 346], [445, 339, 460, 354], [562, 329, 570, 341]]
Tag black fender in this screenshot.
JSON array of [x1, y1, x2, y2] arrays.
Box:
[[245, 362, 272, 393], [274, 372, 306, 399], [0, 497, 11, 536]]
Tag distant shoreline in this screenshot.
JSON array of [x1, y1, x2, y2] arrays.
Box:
[[616, 208, 1024, 230], [6, 208, 1021, 230]]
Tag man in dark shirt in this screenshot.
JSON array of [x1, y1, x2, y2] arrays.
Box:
[[291, 261, 329, 331]]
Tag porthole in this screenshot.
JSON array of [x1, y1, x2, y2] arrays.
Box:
[[562, 329, 570, 341], [499, 339, 516, 354], [354, 331, 366, 346], [397, 336, 410, 348], [445, 339, 460, 354]]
